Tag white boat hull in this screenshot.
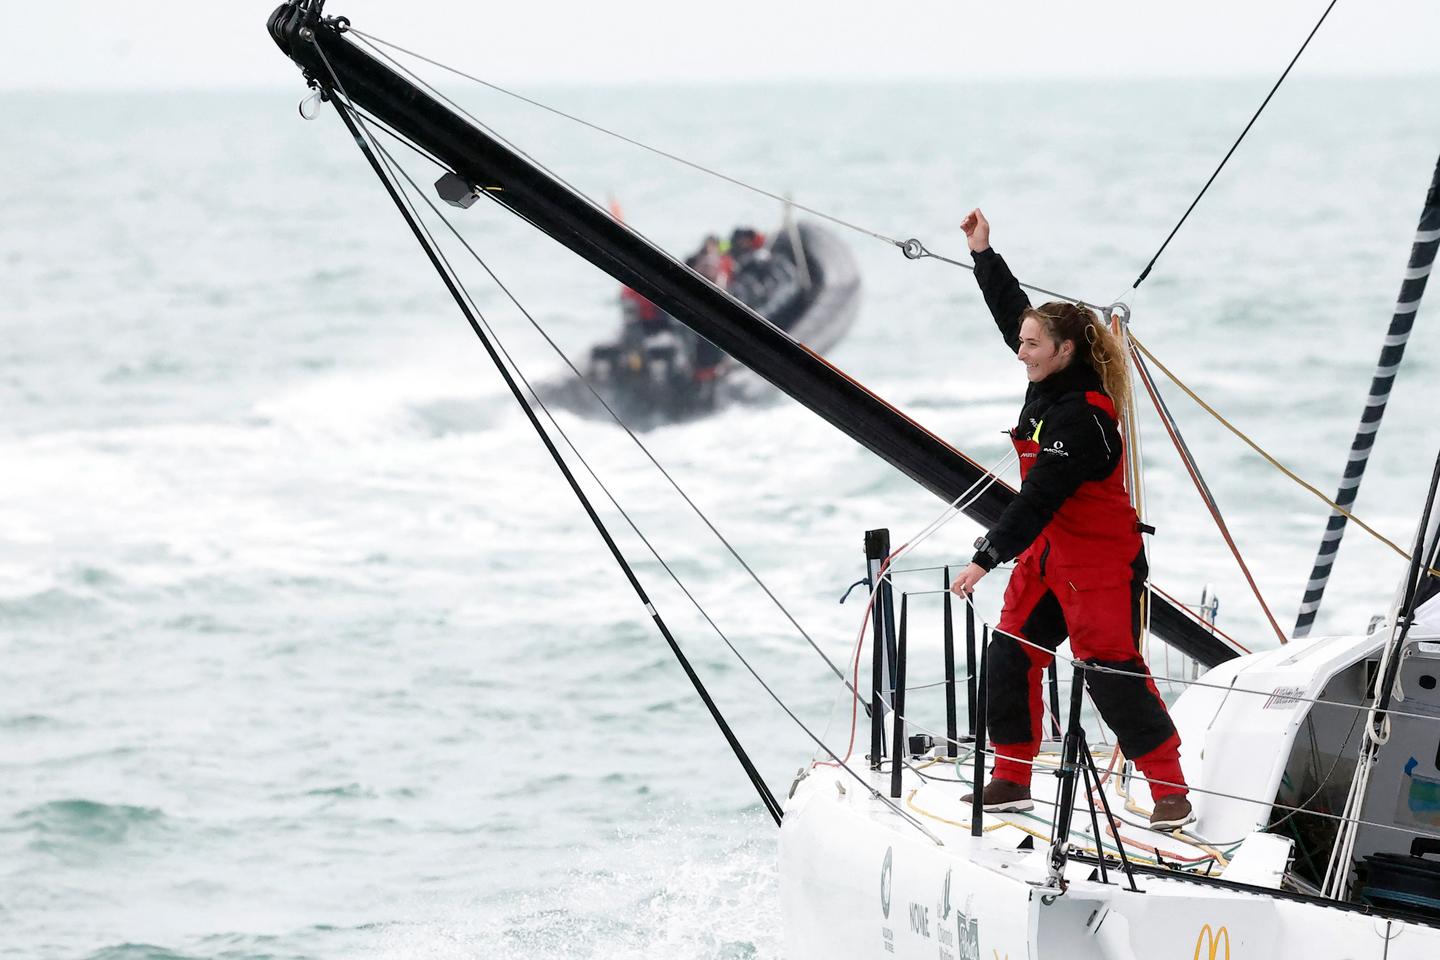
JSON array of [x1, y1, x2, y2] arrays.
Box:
[[780, 761, 1439, 960]]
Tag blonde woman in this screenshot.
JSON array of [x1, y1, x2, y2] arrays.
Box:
[[950, 209, 1192, 830]]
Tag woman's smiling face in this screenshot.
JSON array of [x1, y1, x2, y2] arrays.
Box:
[[1017, 314, 1074, 383]]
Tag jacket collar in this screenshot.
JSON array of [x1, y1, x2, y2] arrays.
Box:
[[1033, 359, 1102, 400]]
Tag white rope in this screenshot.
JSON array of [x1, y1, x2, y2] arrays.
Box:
[[878, 447, 1020, 579]]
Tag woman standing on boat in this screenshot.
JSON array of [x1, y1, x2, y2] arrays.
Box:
[[949, 208, 1193, 830]]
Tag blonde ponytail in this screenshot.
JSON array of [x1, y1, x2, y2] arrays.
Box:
[[1026, 301, 1132, 412]]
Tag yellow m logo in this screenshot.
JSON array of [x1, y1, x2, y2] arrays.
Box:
[[1194, 924, 1230, 960]]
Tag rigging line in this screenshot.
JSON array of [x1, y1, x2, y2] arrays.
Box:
[[1131, 0, 1340, 289], [350, 33, 630, 235], [349, 28, 898, 245], [362, 127, 857, 697], [907, 674, 975, 692], [349, 104, 448, 171], [309, 41, 792, 826], [357, 149, 801, 828], [1130, 332, 1436, 574], [329, 83, 945, 846], [826, 460, 1013, 763], [350, 22, 786, 357], [889, 561, 1016, 577], [350, 28, 1102, 308], [1264, 705, 1362, 835], [1149, 581, 1250, 653], [983, 611, 1440, 728], [876, 448, 1021, 576], [1130, 345, 1288, 645], [910, 243, 1103, 310]]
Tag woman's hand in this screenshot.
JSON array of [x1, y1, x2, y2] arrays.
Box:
[[961, 208, 991, 253], [950, 562, 988, 597]]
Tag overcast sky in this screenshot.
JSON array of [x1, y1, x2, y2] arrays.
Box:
[[4, 0, 1438, 89]]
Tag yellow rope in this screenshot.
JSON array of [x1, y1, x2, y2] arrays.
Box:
[[1112, 314, 1151, 656], [903, 789, 1215, 870], [1129, 332, 1430, 572]]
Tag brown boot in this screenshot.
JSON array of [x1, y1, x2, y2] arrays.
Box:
[[960, 779, 1034, 812], [1149, 794, 1194, 830]]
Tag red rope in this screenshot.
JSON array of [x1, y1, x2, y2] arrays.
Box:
[[817, 547, 906, 767], [1131, 345, 1286, 646]]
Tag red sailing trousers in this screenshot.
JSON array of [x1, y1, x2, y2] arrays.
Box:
[[986, 391, 1187, 799]]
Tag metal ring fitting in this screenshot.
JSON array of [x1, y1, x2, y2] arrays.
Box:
[[901, 238, 925, 260]]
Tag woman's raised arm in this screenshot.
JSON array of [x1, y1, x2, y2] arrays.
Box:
[[962, 208, 1030, 352]]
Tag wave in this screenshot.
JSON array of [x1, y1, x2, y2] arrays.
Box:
[[16, 799, 168, 846]]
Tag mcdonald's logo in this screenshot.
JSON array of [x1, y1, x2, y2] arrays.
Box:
[[1194, 924, 1230, 960]]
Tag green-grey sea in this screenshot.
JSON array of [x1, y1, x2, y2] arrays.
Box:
[[3, 68, 1439, 957]]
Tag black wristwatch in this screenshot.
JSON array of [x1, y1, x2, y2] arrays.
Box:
[[972, 536, 1001, 571]]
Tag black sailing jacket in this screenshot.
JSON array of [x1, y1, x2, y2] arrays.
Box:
[[969, 247, 1125, 569]]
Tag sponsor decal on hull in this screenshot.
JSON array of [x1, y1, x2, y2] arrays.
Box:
[[1194, 924, 1231, 960]]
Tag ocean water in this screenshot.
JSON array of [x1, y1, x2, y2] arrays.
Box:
[[3, 69, 1439, 958]]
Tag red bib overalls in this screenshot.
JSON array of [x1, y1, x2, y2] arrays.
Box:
[[989, 392, 1186, 798]]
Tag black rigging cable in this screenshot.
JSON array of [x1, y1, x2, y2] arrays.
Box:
[[1131, 0, 1340, 289], [310, 41, 786, 826]]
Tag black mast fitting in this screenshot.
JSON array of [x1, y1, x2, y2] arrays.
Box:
[[436, 172, 482, 209]]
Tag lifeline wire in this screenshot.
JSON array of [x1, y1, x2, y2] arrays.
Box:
[[883, 643, 1432, 845], [355, 116, 858, 699], [348, 27, 1101, 308], [983, 601, 1440, 728], [957, 730, 1431, 842], [349, 29, 899, 245], [1131, 0, 1340, 289], [821, 455, 1021, 766], [316, 51, 946, 842], [856, 570, 1427, 850], [311, 40, 785, 826]]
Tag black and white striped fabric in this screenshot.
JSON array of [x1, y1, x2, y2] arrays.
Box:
[[1294, 156, 1440, 638]]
